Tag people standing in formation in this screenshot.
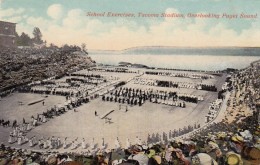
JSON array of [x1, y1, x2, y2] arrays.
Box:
[[6, 131, 184, 152], [5, 120, 34, 145], [134, 77, 217, 92], [24, 70, 117, 105], [5, 116, 209, 152], [102, 87, 147, 106], [92, 67, 137, 74], [0, 96, 90, 149], [101, 87, 202, 108]]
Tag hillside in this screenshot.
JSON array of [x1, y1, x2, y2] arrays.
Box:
[[0, 48, 95, 92]]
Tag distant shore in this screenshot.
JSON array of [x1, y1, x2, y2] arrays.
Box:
[[89, 46, 260, 56], [89, 54, 260, 71]]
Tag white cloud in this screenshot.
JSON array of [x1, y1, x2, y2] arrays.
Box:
[[47, 4, 63, 19], [0, 8, 25, 19], [4, 5, 260, 50], [26, 16, 52, 29], [62, 9, 86, 29], [7, 16, 23, 22], [42, 11, 260, 49]]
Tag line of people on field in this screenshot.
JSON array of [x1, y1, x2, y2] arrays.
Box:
[[145, 71, 214, 79]]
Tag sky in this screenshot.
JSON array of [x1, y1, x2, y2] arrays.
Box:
[[0, 0, 260, 50]]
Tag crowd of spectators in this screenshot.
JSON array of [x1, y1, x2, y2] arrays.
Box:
[[221, 60, 260, 125], [0, 47, 95, 93], [0, 47, 259, 164]]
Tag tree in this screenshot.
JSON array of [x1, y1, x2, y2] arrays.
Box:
[[49, 43, 58, 49], [17, 32, 32, 46], [61, 44, 71, 51], [81, 43, 86, 51], [81, 43, 88, 54], [72, 45, 81, 51], [32, 27, 43, 44]]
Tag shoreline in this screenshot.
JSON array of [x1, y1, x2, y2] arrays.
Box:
[[89, 54, 260, 72]]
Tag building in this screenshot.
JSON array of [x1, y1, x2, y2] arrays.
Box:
[[0, 21, 17, 48]]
